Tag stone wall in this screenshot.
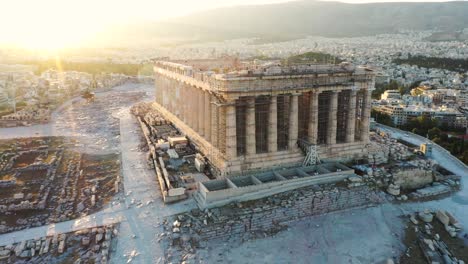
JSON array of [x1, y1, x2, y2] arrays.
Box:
[[169, 184, 387, 242], [393, 168, 434, 190]]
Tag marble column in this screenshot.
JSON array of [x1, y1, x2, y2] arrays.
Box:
[[327, 91, 338, 145], [198, 89, 204, 136], [268, 95, 278, 152], [211, 101, 219, 149], [187, 87, 193, 128], [192, 87, 199, 132], [155, 78, 160, 105], [183, 85, 189, 123], [346, 90, 357, 143], [161, 79, 167, 108], [307, 91, 319, 144], [288, 94, 299, 150], [204, 92, 211, 142], [226, 103, 237, 159], [246, 97, 256, 156], [360, 89, 372, 142]]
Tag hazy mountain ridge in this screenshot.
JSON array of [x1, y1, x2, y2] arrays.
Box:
[[100, 1, 468, 45], [173, 1, 468, 39]]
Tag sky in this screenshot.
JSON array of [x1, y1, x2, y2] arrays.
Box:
[[0, 0, 461, 49]]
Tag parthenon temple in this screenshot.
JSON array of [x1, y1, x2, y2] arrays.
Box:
[[153, 59, 375, 176]]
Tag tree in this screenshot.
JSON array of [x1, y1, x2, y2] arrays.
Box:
[[388, 80, 399, 90], [409, 80, 422, 89], [371, 109, 393, 126], [439, 133, 449, 142], [398, 85, 409, 95], [427, 127, 441, 139], [412, 128, 420, 135], [432, 137, 442, 145], [461, 150, 468, 165]]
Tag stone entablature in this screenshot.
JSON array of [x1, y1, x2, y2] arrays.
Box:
[[155, 62, 373, 99]]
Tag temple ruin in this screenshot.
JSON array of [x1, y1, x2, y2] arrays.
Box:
[[153, 59, 375, 176]]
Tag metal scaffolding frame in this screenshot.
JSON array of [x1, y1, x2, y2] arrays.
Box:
[[277, 94, 290, 151], [298, 92, 311, 141], [336, 89, 350, 143], [255, 95, 270, 154], [317, 91, 332, 144], [355, 90, 365, 141]]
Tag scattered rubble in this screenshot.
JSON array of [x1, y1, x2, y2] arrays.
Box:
[[0, 224, 117, 263], [0, 137, 121, 234], [131, 102, 210, 203], [353, 131, 461, 202], [400, 210, 467, 264]]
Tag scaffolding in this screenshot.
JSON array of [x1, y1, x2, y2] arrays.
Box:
[[255, 96, 270, 154], [355, 89, 366, 141], [336, 90, 351, 143], [277, 94, 290, 151], [298, 139, 321, 166], [235, 98, 248, 156], [317, 91, 332, 144], [298, 92, 311, 141]]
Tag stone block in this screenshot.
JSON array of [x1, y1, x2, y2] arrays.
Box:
[[58, 240, 65, 254], [419, 210, 433, 223], [435, 210, 450, 226]]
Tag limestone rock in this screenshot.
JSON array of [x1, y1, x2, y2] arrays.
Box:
[[96, 233, 103, 243], [387, 184, 400, 196], [82, 237, 90, 246], [436, 210, 450, 226], [418, 210, 433, 223], [410, 215, 419, 225], [0, 249, 11, 258], [445, 225, 457, 237], [58, 240, 65, 254]]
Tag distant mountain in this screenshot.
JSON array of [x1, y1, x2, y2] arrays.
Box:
[[100, 1, 468, 45]]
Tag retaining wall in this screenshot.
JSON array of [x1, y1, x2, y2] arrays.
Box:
[[177, 184, 387, 241]]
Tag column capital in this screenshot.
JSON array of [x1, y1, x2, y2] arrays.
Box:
[[310, 89, 320, 95]]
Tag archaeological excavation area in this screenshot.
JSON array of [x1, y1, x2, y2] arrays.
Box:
[[0, 137, 121, 235]]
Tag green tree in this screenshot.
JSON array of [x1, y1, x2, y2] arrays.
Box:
[[427, 127, 441, 139], [371, 109, 393, 126]]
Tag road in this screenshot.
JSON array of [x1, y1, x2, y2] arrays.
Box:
[[375, 123, 468, 177]]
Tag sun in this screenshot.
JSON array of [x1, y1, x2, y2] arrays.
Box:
[[0, 0, 105, 51], [13, 17, 101, 51], [23, 28, 95, 51]]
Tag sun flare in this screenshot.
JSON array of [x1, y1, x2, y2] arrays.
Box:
[[1, 0, 106, 51]]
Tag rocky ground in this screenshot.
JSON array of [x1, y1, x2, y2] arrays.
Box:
[[399, 210, 467, 263], [0, 137, 120, 235], [0, 224, 118, 263]]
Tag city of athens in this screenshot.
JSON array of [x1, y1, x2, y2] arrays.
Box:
[[0, 0, 467, 263]]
